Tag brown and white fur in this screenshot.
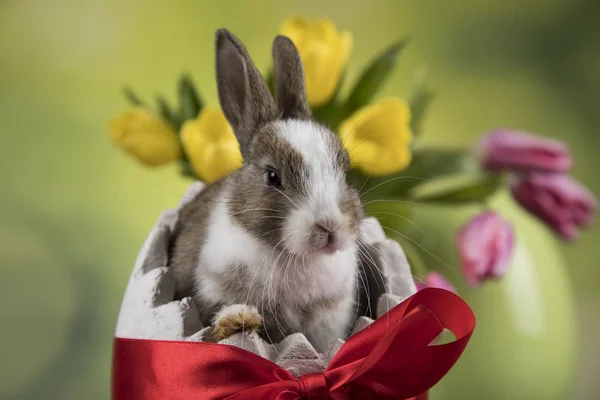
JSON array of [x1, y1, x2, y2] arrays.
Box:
[[168, 29, 364, 353]]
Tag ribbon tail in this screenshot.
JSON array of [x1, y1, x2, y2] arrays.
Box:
[[112, 338, 296, 400]]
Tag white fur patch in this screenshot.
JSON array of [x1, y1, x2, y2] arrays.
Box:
[[274, 120, 351, 254], [274, 120, 343, 214], [195, 196, 271, 302]]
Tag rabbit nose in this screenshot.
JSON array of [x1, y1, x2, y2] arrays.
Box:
[[315, 224, 336, 248], [314, 218, 342, 251], [315, 218, 339, 234]]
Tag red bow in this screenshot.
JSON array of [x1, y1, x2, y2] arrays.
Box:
[[112, 288, 475, 399]]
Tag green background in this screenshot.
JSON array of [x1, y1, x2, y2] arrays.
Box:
[[1, 0, 598, 398]]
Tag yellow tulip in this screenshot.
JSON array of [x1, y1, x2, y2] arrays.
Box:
[[107, 108, 181, 166], [181, 107, 242, 183], [280, 17, 352, 107], [339, 98, 413, 176]]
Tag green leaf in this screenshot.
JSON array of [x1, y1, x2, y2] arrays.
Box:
[[355, 147, 480, 199], [408, 147, 481, 179], [178, 74, 203, 121], [156, 96, 179, 129], [179, 158, 198, 180], [408, 172, 506, 203], [312, 69, 347, 129], [347, 169, 368, 191], [408, 76, 434, 137], [344, 39, 408, 115], [122, 86, 146, 107]]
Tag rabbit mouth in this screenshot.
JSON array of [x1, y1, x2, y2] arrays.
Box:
[[319, 241, 342, 255], [280, 230, 353, 256]]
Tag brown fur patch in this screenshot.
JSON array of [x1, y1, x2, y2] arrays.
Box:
[[205, 263, 250, 301], [340, 184, 364, 234], [168, 177, 229, 298], [272, 35, 312, 120], [228, 123, 310, 248], [215, 29, 279, 158]]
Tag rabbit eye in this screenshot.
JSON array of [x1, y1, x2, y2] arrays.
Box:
[[266, 166, 282, 188]]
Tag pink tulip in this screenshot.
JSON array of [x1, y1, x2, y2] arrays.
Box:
[[478, 129, 572, 173], [457, 211, 514, 287], [415, 272, 456, 293], [511, 173, 596, 240]]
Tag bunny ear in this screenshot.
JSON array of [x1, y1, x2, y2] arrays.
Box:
[[272, 35, 312, 120], [215, 29, 278, 157]]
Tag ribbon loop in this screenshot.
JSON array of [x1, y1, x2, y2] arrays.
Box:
[[299, 372, 328, 400]]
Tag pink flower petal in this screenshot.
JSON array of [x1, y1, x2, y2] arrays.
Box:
[[457, 211, 514, 287]]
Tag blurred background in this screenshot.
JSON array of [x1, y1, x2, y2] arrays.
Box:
[[1, 0, 599, 398]]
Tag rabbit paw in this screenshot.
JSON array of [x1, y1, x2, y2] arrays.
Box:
[[205, 304, 262, 342]]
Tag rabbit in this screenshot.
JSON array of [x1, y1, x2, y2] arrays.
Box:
[[168, 28, 365, 353]]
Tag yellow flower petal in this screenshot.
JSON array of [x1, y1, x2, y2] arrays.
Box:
[[338, 31, 353, 67], [339, 98, 413, 176], [311, 18, 337, 42], [181, 107, 242, 183], [107, 108, 181, 166], [280, 17, 309, 47], [279, 17, 351, 107]]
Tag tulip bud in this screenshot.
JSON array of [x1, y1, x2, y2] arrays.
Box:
[[107, 109, 181, 166], [338, 98, 413, 176], [181, 107, 242, 183], [280, 17, 352, 107], [511, 173, 596, 240], [478, 129, 572, 173], [415, 272, 456, 293], [457, 211, 514, 287]]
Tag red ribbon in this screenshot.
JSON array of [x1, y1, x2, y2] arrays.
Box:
[[112, 288, 475, 399]]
